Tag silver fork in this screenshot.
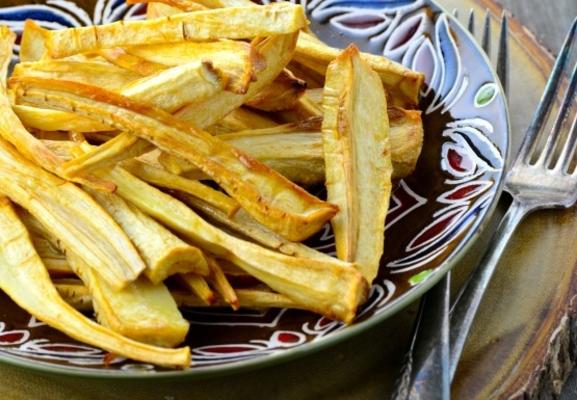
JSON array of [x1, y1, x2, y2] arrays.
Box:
[[449, 15, 577, 380], [398, 11, 577, 398], [392, 10, 509, 399]]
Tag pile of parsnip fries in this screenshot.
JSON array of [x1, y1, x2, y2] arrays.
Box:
[[0, 0, 424, 369]]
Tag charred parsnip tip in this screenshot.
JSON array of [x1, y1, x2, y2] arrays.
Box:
[[66, 252, 190, 348], [246, 69, 307, 112], [178, 273, 216, 305], [56, 281, 302, 311], [121, 41, 262, 95], [0, 136, 145, 289], [43, 3, 307, 58], [206, 256, 239, 310], [0, 197, 190, 368], [95, 166, 368, 323], [86, 187, 210, 283], [12, 74, 338, 242], [322, 45, 393, 282], [175, 33, 297, 129]]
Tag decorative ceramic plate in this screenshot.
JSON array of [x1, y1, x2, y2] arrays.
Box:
[[0, 0, 509, 378]]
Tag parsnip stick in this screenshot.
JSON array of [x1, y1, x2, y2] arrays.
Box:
[[122, 159, 239, 216], [86, 187, 210, 283], [206, 256, 239, 310], [246, 69, 306, 112], [0, 137, 145, 289], [0, 197, 190, 368], [56, 281, 302, 311], [322, 45, 393, 282], [165, 110, 424, 185], [175, 191, 334, 261], [67, 252, 190, 348], [13, 60, 141, 91], [178, 273, 215, 305], [12, 70, 339, 242], [43, 3, 307, 58], [94, 166, 367, 323]]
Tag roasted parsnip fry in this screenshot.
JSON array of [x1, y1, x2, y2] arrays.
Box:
[[206, 256, 239, 310], [146, 2, 185, 18], [120, 60, 227, 111], [123, 41, 260, 95], [43, 3, 307, 58], [17, 59, 227, 135], [322, 45, 393, 282], [192, 0, 254, 8], [56, 61, 227, 175], [56, 281, 302, 311], [168, 111, 423, 185], [175, 34, 294, 128], [0, 29, 60, 172], [0, 27, 112, 191], [175, 191, 334, 262], [86, 188, 210, 283], [19, 20, 48, 62], [295, 34, 424, 108], [94, 166, 367, 323], [167, 0, 412, 106], [66, 252, 190, 348], [221, 107, 278, 130], [13, 60, 142, 91], [288, 61, 325, 88], [63, 132, 154, 175], [130, 0, 207, 11], [14, 105, 110, 132], [178, 273, 215, 305], [203, 107, 278, 135], [122, 160, 239, 216], [98, 48, 167, 76], [0, 198, 190, 368], [0, 136, 145, 288], [246, 69, 306, 112], [13, 75, 338, 242]]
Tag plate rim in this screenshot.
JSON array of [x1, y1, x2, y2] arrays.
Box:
[[0, 0, 511, 380]]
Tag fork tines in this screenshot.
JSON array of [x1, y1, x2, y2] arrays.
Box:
[[518, 18, 577, 171]]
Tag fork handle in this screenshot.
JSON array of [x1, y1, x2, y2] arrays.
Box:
[[449, 198, 530, 380]]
